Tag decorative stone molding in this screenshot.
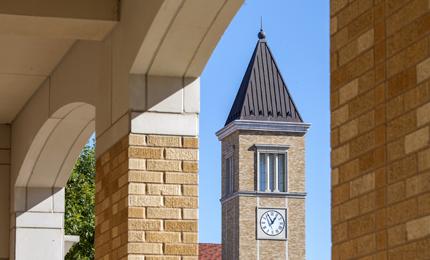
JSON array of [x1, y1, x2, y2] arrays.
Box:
[[216, 120, 311, 140], [220, 191, 307, 204]]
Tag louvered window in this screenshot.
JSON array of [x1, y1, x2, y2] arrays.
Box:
[[256, 145, 288, 192]]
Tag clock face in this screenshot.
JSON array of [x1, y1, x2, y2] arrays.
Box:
[[259, 210, 286, 236]]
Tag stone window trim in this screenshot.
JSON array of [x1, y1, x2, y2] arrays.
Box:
[[225, 156, 234, 196], [255, 144, 289, 193], [224, 146, 235, 196]]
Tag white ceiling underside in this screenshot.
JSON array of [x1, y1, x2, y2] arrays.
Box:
[[0, 34, 75, 123], [0, 0, 117, 124]]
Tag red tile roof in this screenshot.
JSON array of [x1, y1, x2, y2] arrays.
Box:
[[199, 243, 222, 260]]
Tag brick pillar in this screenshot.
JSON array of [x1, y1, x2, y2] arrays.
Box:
[[95, 133, 199, 259], [331, 0, 430, 259]]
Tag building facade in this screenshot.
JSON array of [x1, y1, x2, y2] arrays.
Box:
[[217, 31, 310, 260], [331, 0, 430, 259], [0, 1, 243, 259]]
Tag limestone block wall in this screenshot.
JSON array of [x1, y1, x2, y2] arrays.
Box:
[[222, 189, 305, 260], [221, 131, 306, 259], [238, 132, 305, 193], [221, 197, 239, 260], [0, 125, 10, 260], [331, 0, 430, 258], [95, 134, 198, 259], [221, 132, 239, 196]]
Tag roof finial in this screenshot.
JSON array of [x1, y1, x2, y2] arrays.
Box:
[[258, 16, 266, 39], [260, 16, 263, 31]]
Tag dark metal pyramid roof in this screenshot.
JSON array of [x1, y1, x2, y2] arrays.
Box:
[[225, 30, 303, 126]]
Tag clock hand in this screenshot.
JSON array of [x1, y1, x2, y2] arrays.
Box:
[[266, 215, 273, 226], [270, 215, 277, 225]]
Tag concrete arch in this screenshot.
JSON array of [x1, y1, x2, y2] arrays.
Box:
[[15, 102, 95, 188]]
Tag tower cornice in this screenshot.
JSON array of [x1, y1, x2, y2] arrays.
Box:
[[216, 119, 310, 140]]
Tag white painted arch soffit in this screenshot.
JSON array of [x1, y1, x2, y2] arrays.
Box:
[[131, 0, 243, 77], [15, 103, 95, 188]]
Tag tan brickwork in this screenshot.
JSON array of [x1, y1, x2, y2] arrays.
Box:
[[221, 131, 306, 259], [331, 0, 430, 258], [95, 134, 198, 259]]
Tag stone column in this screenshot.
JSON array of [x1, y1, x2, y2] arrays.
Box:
[[95, 76, 199, 259], [11, 188, 65, 260]]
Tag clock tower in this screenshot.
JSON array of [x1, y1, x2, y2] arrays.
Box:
[[216, 30, 310, 259]]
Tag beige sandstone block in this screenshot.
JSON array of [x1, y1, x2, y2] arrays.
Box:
[[129, 171, 163, 183], [332, 144, 350, 166], [331, 0, 348, 14], [147, 160, 181, 172], [417, 102, 430, 126], [129, 183, 145, 195], [111, 226, 119, 238], [128, 231, 145, 242], [129, 134, 146, 146], [165, 220, 197, 232], [332, 168, 339, 186], [417, 57, 430, 83], [129, 147, 163, 159], [387, 224, 406, 247], [128, 195, 163, 207], [164, 244, 198, 255], [405, 127, 429, 154], [406, 215, 430, 240], [182, 161, 198, 173], [183, 137, 198, 148], [339, 119, 358, 143], [418, 148, 430, 171], [112, 236, 122, 249], [183, 209, 198, 220], [338, 29, 374, 66], [147, 135, 182, 147], [339, 80, 359, 105], [183, 185, 198, 196], [182, 232, 198, 243], [165, 148, 198, 160], [165, 172, 198, 185], [147, 184, 181, 195], [331, 17, 338, 35], [357, 29, 374, 53], [332, 105, 349, 127], [100, 152, 110, 166], [128, 207, 145, 218], [350, 172, 375, 198], [146, 231, 181, 243], [406, 171, 430, 197], [164, 197, 198, 208], [128, 219, 161, 231], [129, 158, 146, 170], [127, 242, 162, 254], [147, 208, 181, 219], [145, 256, 181, 260]]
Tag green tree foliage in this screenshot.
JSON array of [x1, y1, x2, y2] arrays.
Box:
[[65, 144, 95, 260]]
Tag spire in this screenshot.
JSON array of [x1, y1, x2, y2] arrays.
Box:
[[258, 17, 266, 40], [258, 29, 266, 40], [224, 30, 303, 126]]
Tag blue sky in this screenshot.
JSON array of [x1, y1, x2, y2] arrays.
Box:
[[198, 1, 330, 259]]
